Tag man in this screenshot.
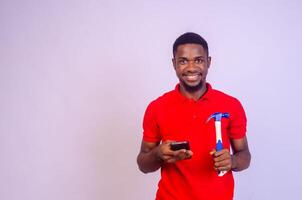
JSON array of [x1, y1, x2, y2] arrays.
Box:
[[137, 32, 251, 200]]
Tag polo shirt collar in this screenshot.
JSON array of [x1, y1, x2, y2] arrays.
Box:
[[174, 83, 213, 102]]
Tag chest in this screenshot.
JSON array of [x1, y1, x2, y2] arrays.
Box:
[[157, 100, 231, 152]]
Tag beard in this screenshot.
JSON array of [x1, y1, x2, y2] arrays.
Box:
[[181, 79, 204, 93]]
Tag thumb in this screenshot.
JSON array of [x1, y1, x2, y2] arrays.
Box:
[[209, 149, 216, 156]]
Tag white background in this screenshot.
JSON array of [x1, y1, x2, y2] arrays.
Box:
[[1, 0, 302, 199]]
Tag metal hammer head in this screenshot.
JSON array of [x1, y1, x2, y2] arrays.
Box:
[[207, 112, 230, 122]]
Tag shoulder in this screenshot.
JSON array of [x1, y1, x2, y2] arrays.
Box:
[[211, 88, 242, 104], [143, 88, 177, 123], [209, 87, 245, 114], [147, 88, 177, 109]]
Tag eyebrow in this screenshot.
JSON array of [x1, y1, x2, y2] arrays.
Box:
[[178, 56, 205, 60]]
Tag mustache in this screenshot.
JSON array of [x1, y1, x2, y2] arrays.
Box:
[[182, 68, 202, 74], [182, 71, 202, 76]]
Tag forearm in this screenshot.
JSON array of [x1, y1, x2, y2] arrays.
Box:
[[231, 149, 251, 171], [137, 146, 163, 173]]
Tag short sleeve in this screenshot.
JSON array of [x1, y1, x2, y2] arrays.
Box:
[[228, 98, 247, 139], [142, 101, 162, 143]]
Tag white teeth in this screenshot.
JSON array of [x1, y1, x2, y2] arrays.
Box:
[[186, 74, 199, 81]]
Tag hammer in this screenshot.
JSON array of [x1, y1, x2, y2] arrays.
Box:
[[207, 112, 230, 176]]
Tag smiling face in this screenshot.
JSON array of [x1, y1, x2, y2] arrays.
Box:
[[173, 43, 211, 93]]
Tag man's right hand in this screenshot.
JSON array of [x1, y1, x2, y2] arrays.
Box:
[[157, 140, 193, 163], [137, 140, 193, 173]]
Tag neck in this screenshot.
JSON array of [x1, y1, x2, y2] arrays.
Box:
[[179, 83, 207, 101]]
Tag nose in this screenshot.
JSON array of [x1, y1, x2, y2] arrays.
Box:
[[187, 60, 195, 68]]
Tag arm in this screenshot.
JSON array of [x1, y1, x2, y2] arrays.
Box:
[[230, 136, 251, 171], [211, 136, 251, 172], [136, 141, 162, 173], [137, 140, 193, 174]]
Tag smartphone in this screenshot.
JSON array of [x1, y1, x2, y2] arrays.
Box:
[[170, 141, 190, 151]]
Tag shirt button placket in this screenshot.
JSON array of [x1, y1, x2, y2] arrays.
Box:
[[192, 102, 198, 120]]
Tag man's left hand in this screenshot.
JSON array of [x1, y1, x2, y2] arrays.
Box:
[[210, 149, 232, 172]]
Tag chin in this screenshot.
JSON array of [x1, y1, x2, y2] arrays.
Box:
[[182, 81, 204, 92]]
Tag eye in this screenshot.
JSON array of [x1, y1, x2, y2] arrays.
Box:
[[178, 59, 187, 65], [195, 58, 204, 64]]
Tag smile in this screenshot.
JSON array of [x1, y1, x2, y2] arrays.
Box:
[[184, 73, 201, 81]]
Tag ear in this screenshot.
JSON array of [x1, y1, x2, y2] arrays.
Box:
[[172, 58, 176, 70], [207, 56, 211, 68]]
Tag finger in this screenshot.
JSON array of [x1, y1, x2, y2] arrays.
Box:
[[161, 140, 174, 149], [209, 149, 216, 156], [174, 149, 192, 160], [160, 143, 177, 156], [179, 150, 194, 160], [161, 150, 184, 162], [163, 140, 175, 143], [185, 150, 193, 159], [215, 165, 232, 172], [175, 150, 187, 160], [166, 157, 178, 163], [214, 159, 231, 167], [161, 154, 174, 160], [165, 150, 194, 162], [214, 163, 232, 171], [214, 149, 229, 157], [214, 160, 232, 170], [213, 150, 230, 161], [214, 153, 231, 162], [169, 149, 186, 158], [163, 150, 177, 156]]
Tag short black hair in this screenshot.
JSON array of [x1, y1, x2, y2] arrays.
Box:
[[173, 32, 209, 57]]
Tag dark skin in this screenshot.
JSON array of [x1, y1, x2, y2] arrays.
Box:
[[137, 44, 251, 173]]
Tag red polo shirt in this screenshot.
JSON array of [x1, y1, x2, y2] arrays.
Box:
[[142, 83, 247, 200]]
